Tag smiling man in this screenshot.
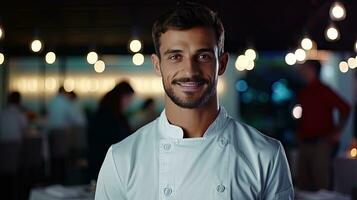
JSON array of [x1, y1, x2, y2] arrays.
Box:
[[95, 2, 294, 199]]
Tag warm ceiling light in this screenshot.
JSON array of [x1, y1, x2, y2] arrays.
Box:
[[45, 52, 56, 64], [87, 51, 98, 64], [31, 39, 43, 52], [94, 60, 105, 73], [292, 104, 302, 119], [244, 49, 257, 61], [235, 55, 249, 71], [351, 148, 357, 158], [129, 39, 142, 53], [330, 1, 346, 21], [325, 24, 340, 41], [347, 57, 357, 69], [301, 38, 313, 50], [245, 60, 255, 71], [295, 48, 306, 62], [132, 53, 145, 66], [0, 26, 4, 39], [285, 52, 296, 65], [64, 79, 75, 92], [339, 61, 349, 73], [0, 53, 4, 65]]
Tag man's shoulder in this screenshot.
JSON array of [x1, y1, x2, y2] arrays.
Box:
[[227, 118, 281, 159]]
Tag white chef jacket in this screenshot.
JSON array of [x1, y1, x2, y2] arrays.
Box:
[[95, 107, 294, 200]]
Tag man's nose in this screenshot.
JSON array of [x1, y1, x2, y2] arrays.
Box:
[[183, 57, 200, 75]]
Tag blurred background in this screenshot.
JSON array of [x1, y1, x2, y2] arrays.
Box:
[[0, 0, 356, 199]]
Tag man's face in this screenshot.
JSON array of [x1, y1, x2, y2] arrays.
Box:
[[151, 27, 227, 109], [298, 64, 316, 84]]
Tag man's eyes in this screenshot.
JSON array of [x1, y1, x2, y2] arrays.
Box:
[[168, 54, 182, 60], [197, 53, 213, 61], [166, 53, 214, 62]]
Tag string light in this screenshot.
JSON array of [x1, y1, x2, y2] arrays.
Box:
[[246, 60, 255, 71], [129, 40, 142, 53], [292, 104, 302, 119], [301, 38, 313, 50], [285, 52, 296, 65], [295, 48, 306, 62], [235, 55, 248, 71], [64, 79, 75, 92], [0, 26, 4, 39], [31, 39, 43, 52], [87, 51, 98, 64], [347, 57, 357, 69], [325, 24, 340, 41], [329, 1, 346, 21], [351, 148, 357, 158], [132, 53, 145, 66], [339, 61, 349, 73], [45, 52, 56, 64], [94, 60, 105, 73], [244, 49, 257, 61], [0, 53, 4, 65]]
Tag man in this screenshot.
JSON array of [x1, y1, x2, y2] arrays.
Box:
[[47, 86, 74, 183], [296, 60, 351, 191], [0, 91, 28, 200], [95, 2, 293, 199]]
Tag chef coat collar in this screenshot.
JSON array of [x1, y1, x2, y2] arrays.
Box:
[[158, 106, 229, 139]]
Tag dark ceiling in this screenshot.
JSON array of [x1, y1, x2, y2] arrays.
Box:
[[0, 0, 356, 56]]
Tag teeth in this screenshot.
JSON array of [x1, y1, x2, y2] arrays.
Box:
[[180, 82, 199, 86]]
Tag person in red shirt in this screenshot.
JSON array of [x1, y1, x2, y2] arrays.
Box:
[[296, 60, 351, 191]]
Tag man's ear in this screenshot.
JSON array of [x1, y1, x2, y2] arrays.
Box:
[[218, 52, 229, 76], [151, 54, 162, 76]]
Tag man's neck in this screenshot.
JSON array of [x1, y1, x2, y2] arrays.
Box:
[[165, 96, 220, 138]]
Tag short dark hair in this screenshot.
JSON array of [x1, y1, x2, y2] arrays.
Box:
[[58, 86, 66, 94], [112, 81, 135, 97], [152, 1, 225, 58], [8, 91, 21, 105], [302, 60, 322, 76], [98, 80, 134, 113]]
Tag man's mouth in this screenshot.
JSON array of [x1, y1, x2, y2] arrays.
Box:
[[173, 78, 207, 92]]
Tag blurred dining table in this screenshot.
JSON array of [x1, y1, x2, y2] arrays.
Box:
[[333, 152, 357, 196], [29, 184, 94, 200]]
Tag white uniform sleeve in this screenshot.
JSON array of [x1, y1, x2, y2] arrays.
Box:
[[95, 146, 126, 200], [262, 142, 294, 200]]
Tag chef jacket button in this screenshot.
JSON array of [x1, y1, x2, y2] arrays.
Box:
[[216, 184, 225, 193], [163, 143, 172, 151], [164, 187, 172, 196], [219, 138, 228, 147]]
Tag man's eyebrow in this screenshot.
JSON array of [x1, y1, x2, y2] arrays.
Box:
[[163, 49, 183, 55], [196, 48, 215, 54]]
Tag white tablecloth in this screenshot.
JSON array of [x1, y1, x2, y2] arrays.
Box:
[[29, 185, 94, 200], [295, 189, 351, 200], [333, 155, 357, 195]]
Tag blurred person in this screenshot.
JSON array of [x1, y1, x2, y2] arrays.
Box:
[[87, 81, 134, 181], [67, 91, 87, 155], [351, 71, 357, 149], [296, 60, 351, 191], [131, 97, 160, 131], [0, 91, 28, 200], [68, 91, 87, 129], [67, 91, 88, 182], [95, 2, 293, 199], [47, 86, 74, 183]]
